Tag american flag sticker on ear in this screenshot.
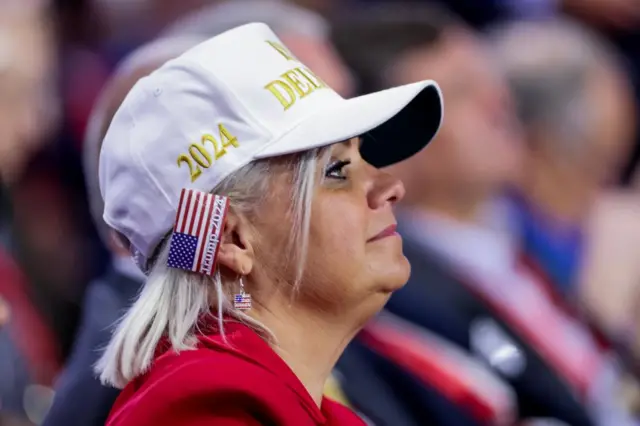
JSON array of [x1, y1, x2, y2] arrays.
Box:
[[167, 189, 229, 276]]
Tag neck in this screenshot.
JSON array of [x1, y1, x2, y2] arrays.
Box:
[[250, 301, 358, 407]]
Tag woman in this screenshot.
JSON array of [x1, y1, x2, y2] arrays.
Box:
[[96, 23, 442, 425]]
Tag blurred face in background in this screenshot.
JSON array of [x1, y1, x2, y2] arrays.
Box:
[[0, 11, 58, 185], [542, 63, 636, 189], [280, 32, 354, 98], [388, 28, 523, 199], [589, 65, 636, 186], [0, 295, 8, 329], [92, 0, 209, 40]]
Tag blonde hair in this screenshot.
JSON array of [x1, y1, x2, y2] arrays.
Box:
[[96, 147, 326, 389]]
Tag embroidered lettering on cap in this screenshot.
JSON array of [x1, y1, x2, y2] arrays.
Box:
[[264, 66, 328, 111], [176, 123, 239, 182], [201, 195, 228, 275], [265, 40, 298, 62]]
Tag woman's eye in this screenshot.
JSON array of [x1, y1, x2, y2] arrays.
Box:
[[324, 159, 351, 180]]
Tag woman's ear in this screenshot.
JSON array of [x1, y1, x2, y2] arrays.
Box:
[[216, 210, 254, 276], [108, 230, 131, 257]]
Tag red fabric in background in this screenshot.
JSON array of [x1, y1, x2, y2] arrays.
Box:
[[0, 247, 61, 386]]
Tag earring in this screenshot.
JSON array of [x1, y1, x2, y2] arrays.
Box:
[[233, 276, 251, 311]]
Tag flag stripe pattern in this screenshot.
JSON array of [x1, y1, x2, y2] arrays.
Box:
[[234, 293, 252, 310], [167, 189, 229, 276]]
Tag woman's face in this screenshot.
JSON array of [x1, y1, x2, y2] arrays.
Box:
[[251, 138, 408, 316]]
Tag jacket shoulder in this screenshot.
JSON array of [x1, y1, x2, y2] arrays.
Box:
[[107, 348, 293, 426]]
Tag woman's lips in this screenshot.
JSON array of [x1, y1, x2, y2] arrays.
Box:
[[368, 224, 399, 242]]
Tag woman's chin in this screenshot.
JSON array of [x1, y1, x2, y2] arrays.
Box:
[[377, 257, 411, 294]]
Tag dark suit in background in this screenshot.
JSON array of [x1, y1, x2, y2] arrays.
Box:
[[337, 221, 602, 426], [42, 262, 143, 426], [0, 245, 61, 425]]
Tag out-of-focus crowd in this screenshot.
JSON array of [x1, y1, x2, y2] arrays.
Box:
[[3, 0, 640, 425]]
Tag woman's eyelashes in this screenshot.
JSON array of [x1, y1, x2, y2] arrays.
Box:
[[324, 159, 351, 180]]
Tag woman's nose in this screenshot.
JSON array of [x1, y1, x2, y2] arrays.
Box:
[[369, 170, 406, 209]]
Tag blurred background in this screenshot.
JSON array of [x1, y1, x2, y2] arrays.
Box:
[[4, 0, 640, 425]]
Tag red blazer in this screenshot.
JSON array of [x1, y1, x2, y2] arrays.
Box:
[[107, 318, 365, 426]]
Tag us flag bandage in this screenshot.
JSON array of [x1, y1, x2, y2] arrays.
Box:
[[167, 189, 229, 275]]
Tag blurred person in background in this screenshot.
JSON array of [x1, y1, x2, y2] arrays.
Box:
[[43, 2, 354, 425], [491, 20, 640, 406], [333, 4, 638, 425], [332, 5, 520, 426], [434, 0, 640, 30], [348, 0, 640, 187], [0, 2, 58, 186], [0, 2, 64, 426], [41, 35, 204, 426], [489, 20, 638, 321], [159, 0, 353, 97]]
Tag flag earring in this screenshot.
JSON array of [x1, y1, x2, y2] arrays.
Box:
[[166, 189, 229, 276], [233, 276, 251, 311]]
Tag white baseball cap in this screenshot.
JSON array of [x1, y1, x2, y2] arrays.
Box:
[[100, 22, 443, 272]]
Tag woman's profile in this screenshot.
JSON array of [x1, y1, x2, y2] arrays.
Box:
[[96, 23, 443, 425]]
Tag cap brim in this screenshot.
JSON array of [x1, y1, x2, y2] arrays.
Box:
[[253, 80, 443, 167]]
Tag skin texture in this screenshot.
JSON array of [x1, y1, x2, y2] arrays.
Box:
[[387, 28, 523, 221], [216, 138, 408, 405], [521, 61, 636, 223], [0, 296, 8, 329], [0, 11, 57, 185], [562, 0, 640, 31]]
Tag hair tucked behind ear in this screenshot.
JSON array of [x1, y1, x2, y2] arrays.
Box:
[[96, 148, 327, 389]]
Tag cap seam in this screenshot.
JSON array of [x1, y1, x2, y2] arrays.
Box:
[[119, 81, 175, 258], [186, 58, 274, 141], [132, 80, 181, 210], [103, 101, 150, 231]]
